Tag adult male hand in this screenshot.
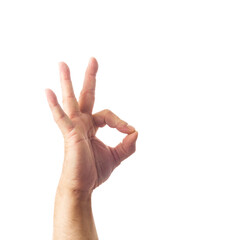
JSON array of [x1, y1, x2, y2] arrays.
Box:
[[45, 57, 138, 198]]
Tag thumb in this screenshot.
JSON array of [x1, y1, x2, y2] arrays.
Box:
[[111, 131, 138, 166]]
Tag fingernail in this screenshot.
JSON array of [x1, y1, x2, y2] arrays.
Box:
[[88, 57, 92, 67], [58, 62, 62, 70], [58, 62, 63, 75]]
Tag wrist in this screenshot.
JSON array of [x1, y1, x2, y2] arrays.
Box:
[[53, 184, 97, 240], [56, 179, 93, 203]]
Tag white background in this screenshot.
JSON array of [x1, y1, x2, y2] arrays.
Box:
[[0, 0, 240, 239]]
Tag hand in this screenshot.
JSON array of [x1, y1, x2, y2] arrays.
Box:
[[45, 57, 138, 197]]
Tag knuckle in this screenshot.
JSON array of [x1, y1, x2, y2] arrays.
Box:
[[80, 89, 95, 97], [104, 109, 113, 117], [62, 95, 76, 104], [117, 119, 127, 127], [68, 111, 80, 119], [109, 147, 121, 165], [85, 68, 97, 78], [121, 144, 129, 156], [55, 114, 65, 124], [66, 94, 75, 99], [103, 108, 111, 114]]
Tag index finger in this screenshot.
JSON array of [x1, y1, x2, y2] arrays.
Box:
[[78, 57, 98, 114]]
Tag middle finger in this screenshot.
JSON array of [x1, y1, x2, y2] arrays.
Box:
[[59, 62, 80, 118]]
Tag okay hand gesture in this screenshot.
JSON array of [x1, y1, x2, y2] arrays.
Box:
[[45, 57, 138, 196]]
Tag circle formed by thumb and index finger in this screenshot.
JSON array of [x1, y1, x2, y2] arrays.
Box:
[[93, 109, 138, 165]]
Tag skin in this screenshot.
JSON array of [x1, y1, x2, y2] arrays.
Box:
[[45, 57, 138, 240]]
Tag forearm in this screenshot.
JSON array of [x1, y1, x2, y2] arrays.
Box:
[[53, 185, 98, 240]]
